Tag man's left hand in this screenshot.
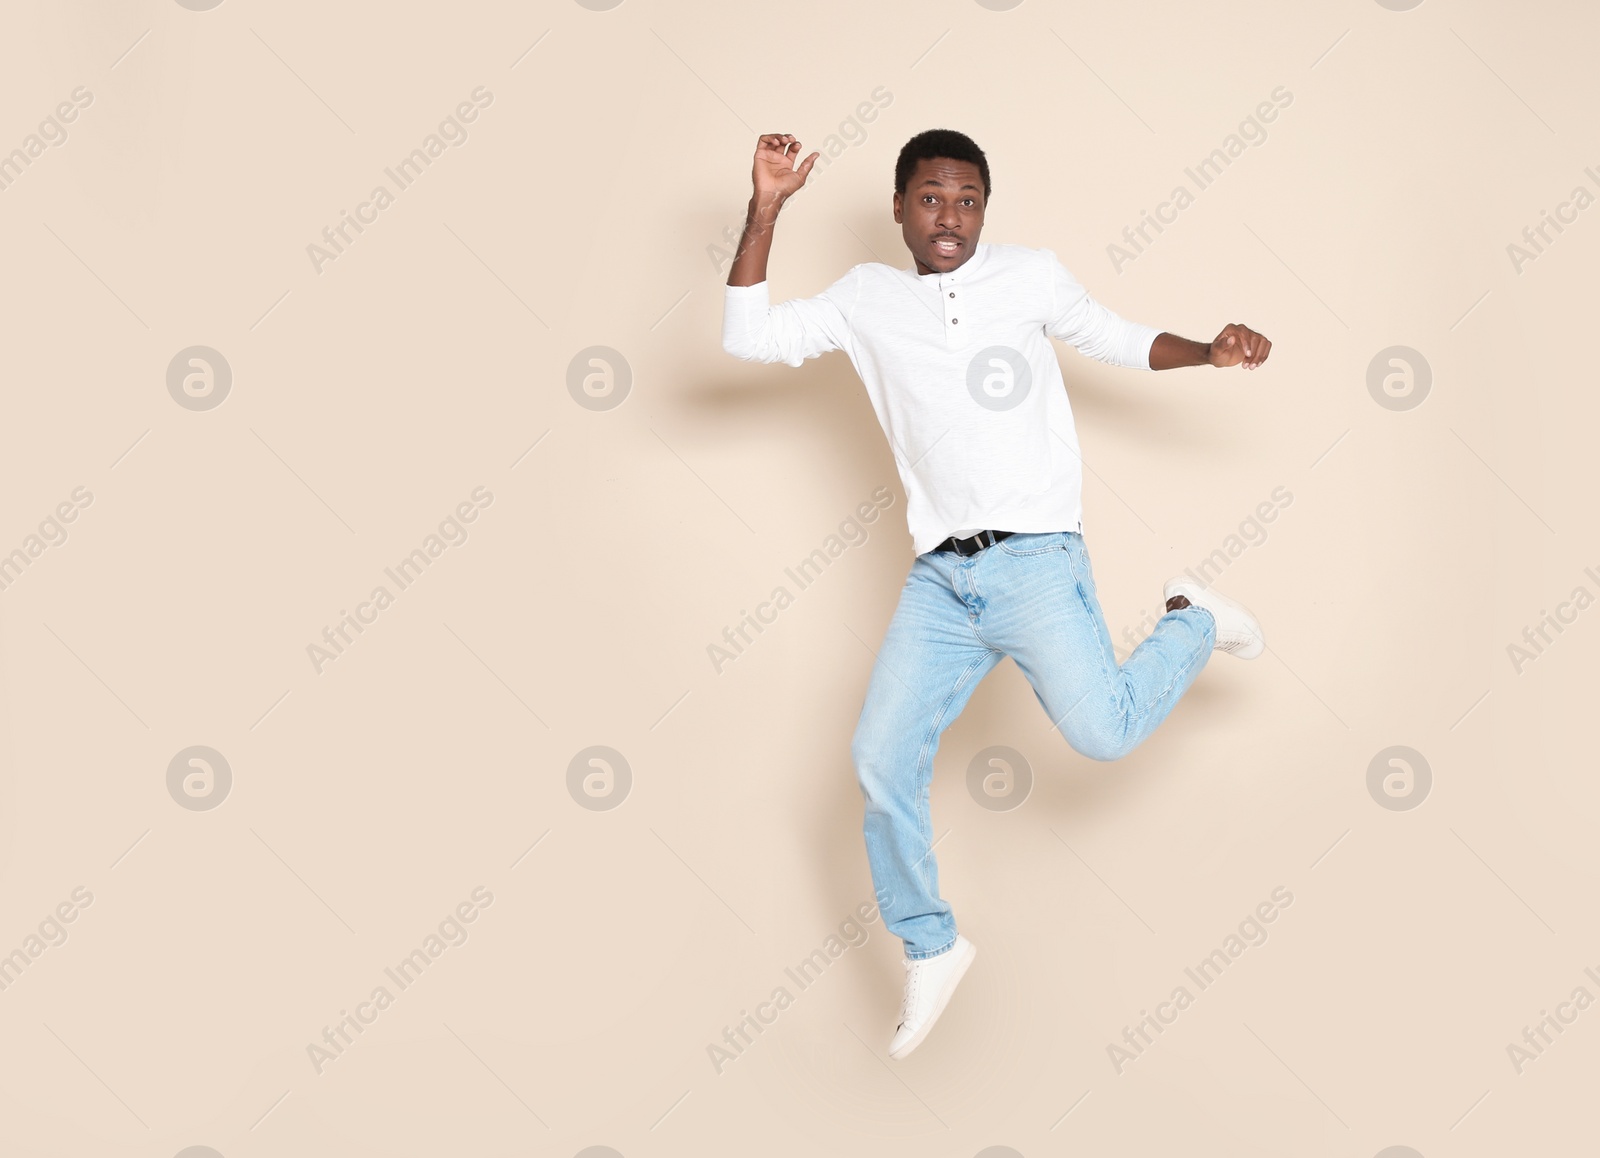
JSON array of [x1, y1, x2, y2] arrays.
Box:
[[1209, 323, 1271, 370]]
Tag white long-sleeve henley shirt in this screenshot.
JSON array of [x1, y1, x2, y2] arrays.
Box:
[[721, 241, 1160, 556]]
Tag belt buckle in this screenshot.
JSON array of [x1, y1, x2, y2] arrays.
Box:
[[958, 529, 995, 557]]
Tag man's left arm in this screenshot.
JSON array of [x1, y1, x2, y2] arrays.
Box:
[[1044, 249, 1271, 372], [1149, 325, 1272, 371]]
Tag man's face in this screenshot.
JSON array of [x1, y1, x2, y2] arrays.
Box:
[[893, 156, 986, 276]]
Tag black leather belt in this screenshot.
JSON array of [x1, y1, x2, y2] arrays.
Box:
[[931, 529, 1015, 557]]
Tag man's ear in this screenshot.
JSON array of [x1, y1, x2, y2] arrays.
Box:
[[892, 193, 901, 223]]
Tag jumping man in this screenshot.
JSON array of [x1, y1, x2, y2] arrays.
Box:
[[721, 128, 1272, 1060]]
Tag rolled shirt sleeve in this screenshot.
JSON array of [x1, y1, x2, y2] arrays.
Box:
[[722, 266, 861, 367], [1043, 248, 1160, 369]]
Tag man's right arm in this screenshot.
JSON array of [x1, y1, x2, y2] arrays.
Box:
[[722, 133, 856, 367], [727, 133, 815, 288]]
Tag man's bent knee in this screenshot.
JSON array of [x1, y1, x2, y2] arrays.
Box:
[[1065, 724, 1143, 763]]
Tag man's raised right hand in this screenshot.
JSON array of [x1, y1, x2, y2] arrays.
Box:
[[752, 133, 820, 204]]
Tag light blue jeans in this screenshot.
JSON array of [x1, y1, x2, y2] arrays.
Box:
[[851, 531, 1216, 959]]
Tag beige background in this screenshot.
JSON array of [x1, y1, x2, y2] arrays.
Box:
[[0, 0, 1594, 1155]]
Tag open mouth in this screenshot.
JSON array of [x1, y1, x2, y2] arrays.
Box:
[[932, 237, 962, 255]]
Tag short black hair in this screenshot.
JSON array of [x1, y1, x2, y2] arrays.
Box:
[[895, 129, 991, 203]]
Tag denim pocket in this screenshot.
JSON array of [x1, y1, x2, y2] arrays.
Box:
[[997, 531, 1069, 557], [1061, 533, 1098, 600]]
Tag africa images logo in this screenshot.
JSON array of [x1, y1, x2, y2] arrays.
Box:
[[966, 346, 1032, 411]]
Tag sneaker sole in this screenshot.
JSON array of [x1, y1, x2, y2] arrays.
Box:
[[888, 940, 977, 1060], [1216, 631, 1264, 660], [1207, 593, 1264, 659]]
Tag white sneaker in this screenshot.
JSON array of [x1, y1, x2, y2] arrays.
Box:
[[888, 934, 976, 1060], [1163, 577, 1264, 659]]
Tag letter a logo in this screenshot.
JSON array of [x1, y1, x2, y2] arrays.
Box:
[[567, 345, 633, 411], [1366, 346, 1431, 411], [966, 346, 1032, 411]]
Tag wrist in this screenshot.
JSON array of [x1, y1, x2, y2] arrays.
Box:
[[748, 190, 787, 220]]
